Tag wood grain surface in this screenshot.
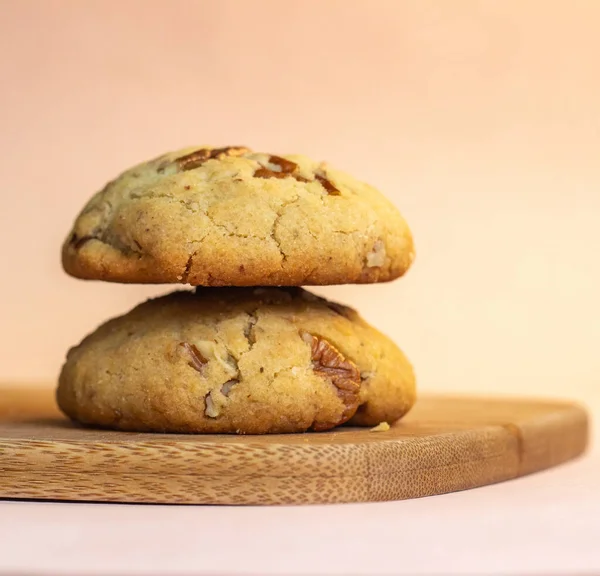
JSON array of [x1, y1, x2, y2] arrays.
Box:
[[0, 386, 589, 505]]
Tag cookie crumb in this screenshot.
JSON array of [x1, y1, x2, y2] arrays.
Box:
[[370, 421, 390, 432]]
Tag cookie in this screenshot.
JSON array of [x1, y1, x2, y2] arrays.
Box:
[[57, 287, 416, 434], [62, 146, 415, 286]]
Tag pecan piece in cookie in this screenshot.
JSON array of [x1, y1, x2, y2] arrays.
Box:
[[175, 146, 250, 171], [254, 167, 288, 179], [366, 239, 386, 267], [221, 379, 238, 396], [268, 155, 298, 173], [254, 155, 310, 183], [179, 342, 208, 372], [253, 155, 340, 193], [301, 332, 361, 430], [315, 173, 341, 195]]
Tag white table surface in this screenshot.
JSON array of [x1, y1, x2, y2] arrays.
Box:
[[1, 409, 598, 576]]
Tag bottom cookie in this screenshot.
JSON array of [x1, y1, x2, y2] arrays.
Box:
[[57, 287, 416, 434]]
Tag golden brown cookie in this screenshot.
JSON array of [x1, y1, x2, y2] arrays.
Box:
[[57, 288, 415, 434], [62, 146, 415, 286]]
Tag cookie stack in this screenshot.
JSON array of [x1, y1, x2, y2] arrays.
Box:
[[57, 146, 416, 434]]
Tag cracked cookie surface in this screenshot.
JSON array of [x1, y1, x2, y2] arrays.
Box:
[[62, 146, 415, 286], [57, 287, 416, 434]]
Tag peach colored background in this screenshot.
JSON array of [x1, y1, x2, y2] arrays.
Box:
[[1, 0, 599, 408]]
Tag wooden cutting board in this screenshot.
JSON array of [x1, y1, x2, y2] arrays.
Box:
[[0, 386, 588, 505]]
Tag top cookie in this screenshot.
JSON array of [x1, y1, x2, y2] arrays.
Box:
[[63, 146, 415, 286]]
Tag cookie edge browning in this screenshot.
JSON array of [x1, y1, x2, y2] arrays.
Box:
[[61, 238, 415, 286]]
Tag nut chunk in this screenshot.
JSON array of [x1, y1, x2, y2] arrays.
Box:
[[179, 342, 208, 373], [253, 155, 309, 182], [175, 146, 250, 171], [301, 331, 361, 430]]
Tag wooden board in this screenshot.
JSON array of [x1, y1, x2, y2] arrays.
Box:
[[0, 386, 588, 505]]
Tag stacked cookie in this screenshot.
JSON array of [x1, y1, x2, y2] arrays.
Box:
[[57, 146, 416, 434]]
